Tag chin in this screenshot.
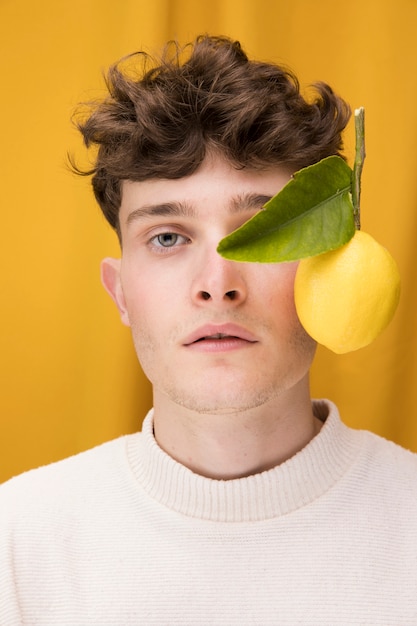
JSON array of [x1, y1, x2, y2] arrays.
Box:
[[173, 395, 267, 415], [162, 374, 291, 415]]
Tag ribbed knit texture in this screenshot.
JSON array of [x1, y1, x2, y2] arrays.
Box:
[[1, 400, 417, 624]]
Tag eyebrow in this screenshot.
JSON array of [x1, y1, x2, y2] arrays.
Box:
[[230, 193, 273, 212], [125, 193, 273, 227], [126, 202, 195, 226]]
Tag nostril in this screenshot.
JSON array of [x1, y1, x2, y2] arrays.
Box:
[[197, 290, 239, 302]]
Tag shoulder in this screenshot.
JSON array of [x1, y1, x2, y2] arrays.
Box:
[[360, 428, 417, 474], [320, 399, 417, 481], [315, 400, 417, 507], [345, 427, 417, 516], [362, 428, 417, 485], [0, 433, 140, 518]]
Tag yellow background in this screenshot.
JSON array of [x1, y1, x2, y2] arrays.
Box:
[[1, 0, 416, 483]]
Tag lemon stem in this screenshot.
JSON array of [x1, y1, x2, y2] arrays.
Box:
[[352, 107, 365, 230]]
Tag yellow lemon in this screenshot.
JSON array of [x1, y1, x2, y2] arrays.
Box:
[[294, 230, 401, 354]]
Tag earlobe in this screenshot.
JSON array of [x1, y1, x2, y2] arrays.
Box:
[[100, 258, 131, 326]]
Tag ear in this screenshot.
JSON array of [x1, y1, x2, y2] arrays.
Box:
[[100, 258, 131, 327]]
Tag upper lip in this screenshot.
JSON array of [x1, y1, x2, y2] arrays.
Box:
[[183, 323, 258, 345]]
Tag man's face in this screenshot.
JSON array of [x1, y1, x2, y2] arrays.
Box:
[[102, 155, 316, 415]]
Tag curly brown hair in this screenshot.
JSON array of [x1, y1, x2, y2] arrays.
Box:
[[74, 35, 351, 233]]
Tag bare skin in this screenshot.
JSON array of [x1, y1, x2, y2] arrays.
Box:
[[153, 379, 321, 479], [101, 154, 320, 480]]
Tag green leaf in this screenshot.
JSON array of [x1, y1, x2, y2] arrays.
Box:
[[217, 156, 356, 263]]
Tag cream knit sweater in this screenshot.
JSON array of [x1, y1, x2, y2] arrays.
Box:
[[1, 400, 417, 625]]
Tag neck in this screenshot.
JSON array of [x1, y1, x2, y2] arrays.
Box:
[[152, 378, 321, 480]]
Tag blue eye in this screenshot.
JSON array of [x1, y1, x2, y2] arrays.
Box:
[[156, 233, 180, 247], [151, 232, 190, 249]]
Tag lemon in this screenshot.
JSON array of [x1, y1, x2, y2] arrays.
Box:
[[294, 230, 401, 354]]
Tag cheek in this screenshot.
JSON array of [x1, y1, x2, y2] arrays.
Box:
[[120, 267, 147, 326], [121, 262, 157, 311], [121, 268, 183, 345], [262, 262, 298, 312]]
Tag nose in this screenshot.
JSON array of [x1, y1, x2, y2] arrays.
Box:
[[191, 245, 248, 306]]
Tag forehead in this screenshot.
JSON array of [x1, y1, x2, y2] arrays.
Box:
[[119, 156, 292, 223]]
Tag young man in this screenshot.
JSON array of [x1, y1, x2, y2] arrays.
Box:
[[1, 35, 416, 624]]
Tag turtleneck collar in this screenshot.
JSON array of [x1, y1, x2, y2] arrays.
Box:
[[127, 400, 361, 523]]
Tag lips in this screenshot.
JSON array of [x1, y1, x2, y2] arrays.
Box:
[[183, 323, 258, 346]]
